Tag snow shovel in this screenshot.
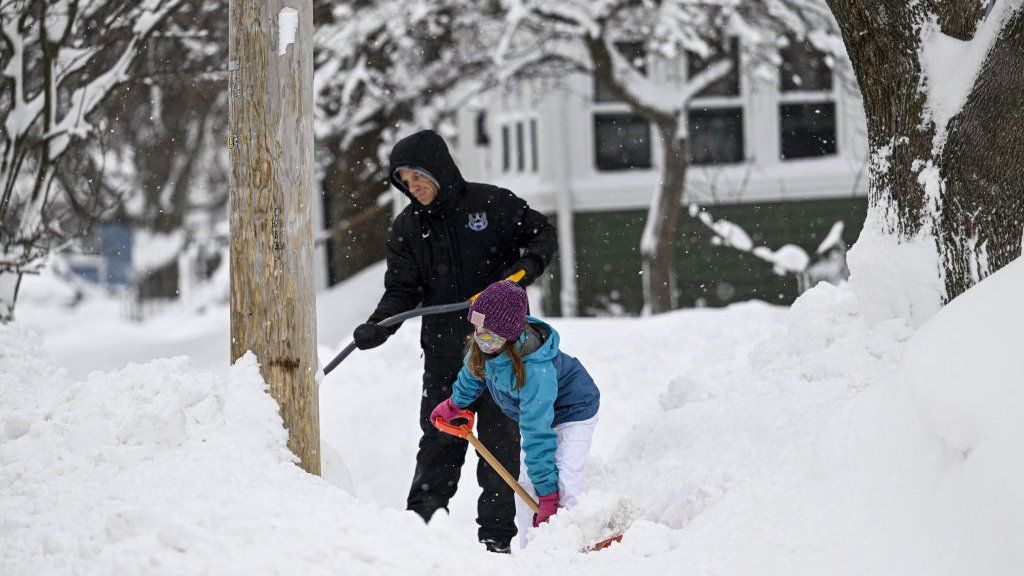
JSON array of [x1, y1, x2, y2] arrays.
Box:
[[322, 270, 526, 376], [434, 411, 623, 553]]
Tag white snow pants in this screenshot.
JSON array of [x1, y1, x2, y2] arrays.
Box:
[[515, 415, 598, 548]]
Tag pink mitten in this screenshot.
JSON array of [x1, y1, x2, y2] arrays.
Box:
[[430, 397, 471, 429], [532, 491, 559, 527]]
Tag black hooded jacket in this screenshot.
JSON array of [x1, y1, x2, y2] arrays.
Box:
[[369, 130, 557, 356]]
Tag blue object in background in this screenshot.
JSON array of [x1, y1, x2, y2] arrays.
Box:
[[99, 223, 132, 287], [67, 260, 101, 284], [69, 224, 134, 288]]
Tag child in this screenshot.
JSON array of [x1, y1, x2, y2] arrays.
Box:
[[431, 280, 600, 547]]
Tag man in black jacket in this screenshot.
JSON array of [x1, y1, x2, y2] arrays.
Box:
[[352, 130, 557, 553]]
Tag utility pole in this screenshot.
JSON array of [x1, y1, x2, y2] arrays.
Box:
[[228, 0, 319, 475]]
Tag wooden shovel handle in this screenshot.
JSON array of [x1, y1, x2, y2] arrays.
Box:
[[433, 414, 538, 512], [437, 417, 624, 552], [465, 431, 539, 514]]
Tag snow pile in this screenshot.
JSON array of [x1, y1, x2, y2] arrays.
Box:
[[7, 247, 1024, 575], [562, 287, 914, 571], [897, 257, 1024, 573], [906, 256, 1024, 459], [0, 328, 500, 575], [775, 256, 1024, 576], [844, 208, 943, 326]]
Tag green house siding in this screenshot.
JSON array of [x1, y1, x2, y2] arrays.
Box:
[[541, 197, 867, 316]]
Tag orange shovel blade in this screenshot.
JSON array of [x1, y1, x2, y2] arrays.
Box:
[[583, 534, 623, 553]]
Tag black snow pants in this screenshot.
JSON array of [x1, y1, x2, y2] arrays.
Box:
[[406, 352, 520, 544]]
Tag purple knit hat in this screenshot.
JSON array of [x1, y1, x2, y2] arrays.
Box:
[[467, 280, 528, 341]]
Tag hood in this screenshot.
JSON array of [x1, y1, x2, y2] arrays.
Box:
[[388, 130, 467, 214], [491, 316, 559, 367]]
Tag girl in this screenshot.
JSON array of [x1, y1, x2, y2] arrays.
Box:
[[431, 280, 600, 547]]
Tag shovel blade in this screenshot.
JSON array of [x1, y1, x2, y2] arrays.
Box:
[[583, 534, 623, 553]]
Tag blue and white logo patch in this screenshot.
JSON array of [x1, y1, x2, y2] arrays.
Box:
[[468, 212, 488, 232]]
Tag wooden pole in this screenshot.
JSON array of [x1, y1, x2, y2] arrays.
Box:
[[228, 0, 319, 475]]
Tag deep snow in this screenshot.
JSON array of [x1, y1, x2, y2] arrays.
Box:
[[3, 231, 1023, 575]]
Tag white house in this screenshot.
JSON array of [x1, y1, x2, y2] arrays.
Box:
[[448, 37, 870, 315]]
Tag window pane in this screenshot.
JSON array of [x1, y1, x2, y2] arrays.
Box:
[[688, 107, 744, 165], [688, 37, 740, 98], [501, 125, 510, 172], [530, 118, 539, 172], [781, 39, 832, 92], [594, 113, 652, 171], [780, 103, 837, 159], [475, 111, 490, 146], [516, 122, 525, 172], [594, 42, 647, 103]]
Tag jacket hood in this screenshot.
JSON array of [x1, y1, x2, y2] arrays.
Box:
[[388, 130, 466, 214], [491, 316, 559, 367]]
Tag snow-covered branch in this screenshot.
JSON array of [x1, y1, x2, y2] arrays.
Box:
[[0, 0, 186, 281], [689, 204, 811, 276]]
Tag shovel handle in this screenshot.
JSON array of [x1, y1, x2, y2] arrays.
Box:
[[465, 431, 540, 513], [507, 268, 527, 284], [470, 269, 526, 302], [434, 414, 540, 513], [323, 270, 528, 377]]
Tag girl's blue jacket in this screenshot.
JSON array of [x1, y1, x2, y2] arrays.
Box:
[[451, 317, 599, 496]]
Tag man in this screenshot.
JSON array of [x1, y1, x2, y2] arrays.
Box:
[[353, 129, 557, 553]]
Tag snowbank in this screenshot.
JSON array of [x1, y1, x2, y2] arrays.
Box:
[[6, 252, 1024, 575], [0, 328, 507, 575], [898, 257, 1024, 573]]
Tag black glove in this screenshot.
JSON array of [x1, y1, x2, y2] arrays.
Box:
[[503, 254, 543, 287], [353, 322, 390, 350]]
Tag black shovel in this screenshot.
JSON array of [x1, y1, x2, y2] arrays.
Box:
[[321, 270, 525, 376]]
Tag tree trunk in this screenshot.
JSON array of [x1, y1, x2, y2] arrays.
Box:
[[643, 120, 687, 314], [938, 7, 1024, 299], [826, 2, 937, 236], [585, 36, 690, 314], [228, 0, 320, 475], [827, 1, 1023, 303]]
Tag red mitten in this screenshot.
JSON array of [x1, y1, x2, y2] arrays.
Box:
[[532, 491, 559, 527]]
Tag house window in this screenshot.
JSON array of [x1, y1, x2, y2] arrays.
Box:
[[475, 111, 490, 146], [779, 37, 837, 160], [594, 113, 652, 171], [593, 42, 647, 103], [689, 107, 745, 165], [780, 103, 836, 159], [687, 38, 741, 98], [687, 38, 745, 165], [516, 121, 525, 171], [530, 118, 539, 172], [501, 125, 511, 172], [780, 39, 832, 92], [592, 42, 651, 172]]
